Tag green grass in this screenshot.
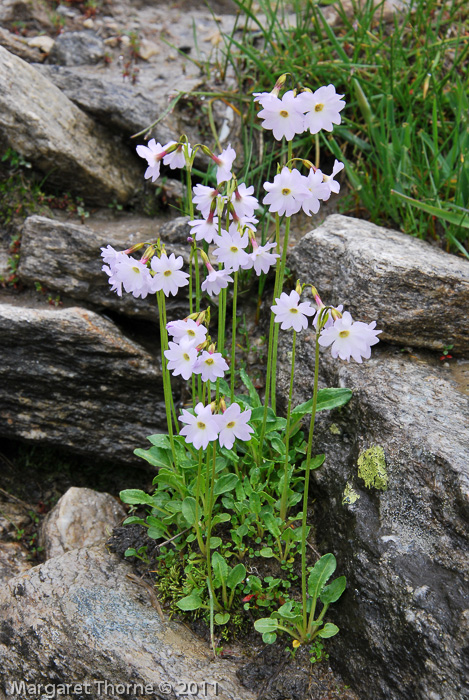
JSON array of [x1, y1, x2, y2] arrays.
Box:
[[211, 0, 469, 256]]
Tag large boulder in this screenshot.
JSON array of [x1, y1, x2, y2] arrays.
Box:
[[0, 302, 168, 463], [288, 214, 469, 353], [0, 544, 256, 699], [276, 334, 469, 699], [17, 214, 192, 322], [0, 46, 140, 204]]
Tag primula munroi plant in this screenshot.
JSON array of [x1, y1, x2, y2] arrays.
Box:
[[108, 76, 382, 654]]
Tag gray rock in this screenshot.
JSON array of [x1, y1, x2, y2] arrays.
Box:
[[0, 544, 255, 699], [0, 542, 32, 583], [276, 332, 469, 700], [0, 302, 168, 463], [17, 214, 192, 321], [0, 27, 42, 63], [288, 214, 469, 353], [41, 487, 126, 560], [0, 46, 140, 205], [48, 30, 105, 66], [0, 0, 54, 32]]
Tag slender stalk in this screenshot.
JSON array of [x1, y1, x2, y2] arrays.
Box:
[[301, 332, 320, 629], [156, 291, 176, 463], [230, 271, 238, 402], [159, 290, 178, 432], [258, 309, 276, 461], [279, 330, 296, 521], [194, 449, 206, 555], [206, 442, 221, 610]]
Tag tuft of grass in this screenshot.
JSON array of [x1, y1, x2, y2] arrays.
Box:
[[214, 0, 469, 255]]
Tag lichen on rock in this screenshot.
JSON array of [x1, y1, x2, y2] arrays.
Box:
[[357, 445, 388, 490]]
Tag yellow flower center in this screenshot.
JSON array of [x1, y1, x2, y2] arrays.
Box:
[[227, 421, 236, 428], [282, 188, 291, 196], [290, 308, 298, 314], [230, 246, 239, 253], [164, 270, 172, 276], [188, 329, 195, 337], [315, 103, 324, 112], [132, 266, 140, 274], [205, 358, 214, 365], [279, 110, 289, 118], [183, 353, 190, 361], [339, 330, 350, 338], [197, 421, 206, 430]]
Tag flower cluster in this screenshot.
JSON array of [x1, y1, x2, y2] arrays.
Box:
[[165, 317, 228, 382], [271, 289, 382, 363], [254, 84, 345, 141], [101, 247, 189, 299], [179, 401, 254, 450]]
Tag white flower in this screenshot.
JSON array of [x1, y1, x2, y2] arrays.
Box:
[[230, 184, 259, 219], [107, 256, 153, 298], [164, 339, 198, 380], [179, 402, 220, 450], [249, 241, 279, 276], [299, 85, 345, 134], [100, 245, 125, 272], [213, 229, 250, 272], [263, 167, 309, 217], [193, 351, 229, 383], [318, 311, 381, 362], [256, 90, 305, 141], [271, 289, 315, 332], [188, 216, 219, 244], [136, 139, 166, 182], [162, 141, 192, 169], [253, 91, 278, 108], [322, 160, 345, 200], [215, 403, 254, 450], [301, 168, 330, 215], [150, 253, 189, 297], [192, 184, 220, 218], [201, 267, 234, 297], [166, 318, 207, 347], [214, 144, 236, 184]]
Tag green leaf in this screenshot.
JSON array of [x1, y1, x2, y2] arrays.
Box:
[[212, 551, 229, 584], [320, 576, 347, 605], [226, 563, 246, 590], [299, 454, 326, 472], [263, 512, 281, 539], [262, 632, 277, 644], [291, 389, 352, 420], [134, 445, 173, 469], [213, 473, 239, 496], [268, 433, 286, 455], [211, 512, 231, 527], [254, 617, 279, 634], [181, 497, 197, 526], [147, 526, 166, 540], [209, 536, 222, 549], [239, 367, 262, 407], [317, 623, 340, 638], [215, 612, 230, 625], [307, 554, 337, 599], [177, 593, 203, 611], [122, 516, 146, 525], [260, 547, 274, 558], [147, 433, 171, 448], [119, 489, 155, 506]]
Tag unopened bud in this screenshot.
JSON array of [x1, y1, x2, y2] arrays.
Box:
[[219, 397, 227, 413], [208, 342, 216, 354], [331, 308, 343, 320], [124, 242, 146, 255], [295, 280, 302, 295], [210, 400, 218, 414], [187, 236, 194, 243], [272, 73, 287, 97], [140, 244, 158, 264]]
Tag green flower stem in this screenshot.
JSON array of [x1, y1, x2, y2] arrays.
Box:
[[301, 332, 321, 630], [258, 308, 276, 461], [156, 291, 176, 463], [307, 600, 329, 639], [206, 442, 221, 611], [186, 166, 200, 314], [159, 290, 178, 432], [218, 286, 227, 355], [279, 330, 296, 521], [194, 449, 206, 556], [230, 271, 238, 402]]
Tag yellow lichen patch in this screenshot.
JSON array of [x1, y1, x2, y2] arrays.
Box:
[[342, 481, 360, 505], [357, 445, 388, 490]]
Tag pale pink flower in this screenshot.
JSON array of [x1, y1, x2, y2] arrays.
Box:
[[263, 167, 309, 217], [150, 253, 189, 297], [164, 339, 198, 380], [322, 160, 345, 200], [301, 168, 330, 215], [107, 256, 153, 298], [162, 141, 192, 169], [215, 403, 254, 450], [214, 144, 236, 184], [299, 85, 345, 134], [213, 229, 250, 272], [193, 351, 229, 383], [192, 184, 220, 218], [179, 402, 220, 450], [230, 184, 259, 219], [271, 289, 315, 332], [188, 215, 219, 244], [318, 311, 381, 362], [201, 267, 234, 297], [136, 139, 166, 182], [256, 90, 305, 141], [166, 318, 207, 347], [249, 241, 279, 276]]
